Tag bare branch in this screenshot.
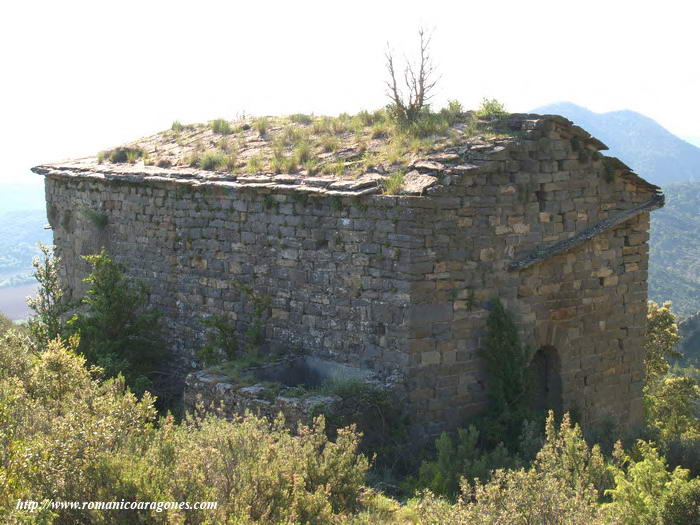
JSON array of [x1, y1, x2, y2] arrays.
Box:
[[384, 28, 438, 125]]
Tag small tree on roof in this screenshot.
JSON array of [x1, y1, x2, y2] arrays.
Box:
[[385, 28, 438, 127]]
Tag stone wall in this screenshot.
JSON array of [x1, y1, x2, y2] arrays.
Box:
[[44, 174, 420, 378], [40, 115, 661, 437]]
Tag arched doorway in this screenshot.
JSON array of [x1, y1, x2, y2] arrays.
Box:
[[528, 346, 563, 414]]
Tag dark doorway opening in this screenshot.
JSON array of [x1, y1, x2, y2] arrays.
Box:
[[528, 346, 563, 414]]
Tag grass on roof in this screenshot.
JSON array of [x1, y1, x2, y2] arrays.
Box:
[[95, 99, 516, 186]]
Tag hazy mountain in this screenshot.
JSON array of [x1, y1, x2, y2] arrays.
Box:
[[679, 311, 700, 366], [0, 208, 51, 287], [532, 102, 700, 186], [649, 182, 700, 318], [0, 181, 50, 319]]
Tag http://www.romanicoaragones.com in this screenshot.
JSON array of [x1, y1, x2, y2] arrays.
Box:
[[16, 499, 218, 513]]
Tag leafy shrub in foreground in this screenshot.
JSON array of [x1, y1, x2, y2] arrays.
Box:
[[607, 440, 695, 524], [410, 467, 605, 525], [0, 332, 370, 524], [26, 244, 73, 348], [408, 425, 518, 499], [0, 312, 12, 334], [658, 477, 700, 525], [66, 249, 165, 395]]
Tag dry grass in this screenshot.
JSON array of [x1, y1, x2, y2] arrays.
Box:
[[90, 103, 517, 181]]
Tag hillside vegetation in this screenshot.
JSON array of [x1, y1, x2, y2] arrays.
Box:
[[649, 182, 700, 317], [1, 304, 699, 523], [2, 252, 699, 523], [0, 208, 51, 288]]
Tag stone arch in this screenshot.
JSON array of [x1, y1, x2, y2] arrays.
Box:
[[528, 345, 563, 415]]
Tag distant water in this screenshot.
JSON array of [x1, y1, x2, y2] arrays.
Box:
[[0, 283, 37, 320]]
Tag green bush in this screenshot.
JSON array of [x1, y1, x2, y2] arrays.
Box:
[[644, 301, 700, 454], [0, 313, 12, 334], [658, 477, 700, 525], [314, 380, 411, 474], [196, 314, 237, 366], [26, 244, 73, 348], [398, 110, 450, 138], [294, 140, 312, 164], [410, 466, 605, 525], [440, 99, 464, 124], [478, 299, 533, 449], [475, 98, 507, 119], [534, 412, 613, 499], [664, 435, 700, 477], [0, 332, 370, 524], [66, 249, 165, 396], [91, 414, 369, 524], [0, 335, 156, 522], [409, 425, 518, 499], [607, 440, 695, 524]]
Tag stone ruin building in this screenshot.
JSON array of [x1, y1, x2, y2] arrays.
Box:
[[33, 112, 664, 438]]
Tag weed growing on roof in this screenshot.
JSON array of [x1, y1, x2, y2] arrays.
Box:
[[320, 135, 340, 153], [321, 161, 346, 177], [353, 109, 382, 128], [246, 155, 264, 174], [280, 125, 306, 147], [97, 147, 146, 164], [271, 154, 298, 174], [302, 158, 319, 175], [381, 172, 405, 195], [210, 118, 233, 135], [289, 113, 313, 125], [440, 99, 465, 125], [476, 98, 507, 119], [294, 141, 312, 164], [332, 114, 351, 135], [370, 121, 391, 139], [253, 117, 269, 136], [311, 116, 333, 135], [185, 152, 201, 167]]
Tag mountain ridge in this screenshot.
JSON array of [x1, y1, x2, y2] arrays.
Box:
[[532, 102, 700, 186]]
